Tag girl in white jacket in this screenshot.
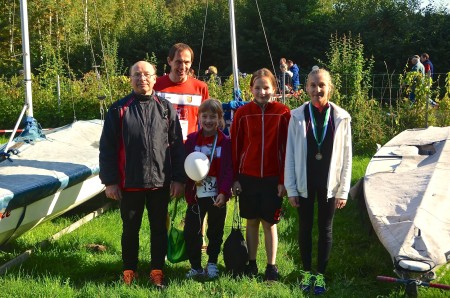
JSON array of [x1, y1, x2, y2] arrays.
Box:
[[284, 67, 352, 295]]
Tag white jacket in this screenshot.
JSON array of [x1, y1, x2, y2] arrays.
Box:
[[284, 102, 352, 200]]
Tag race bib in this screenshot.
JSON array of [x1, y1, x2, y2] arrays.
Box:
[[196, 176, 218, 197]]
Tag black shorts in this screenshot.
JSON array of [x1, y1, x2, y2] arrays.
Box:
[[237, 174, 283, 224]]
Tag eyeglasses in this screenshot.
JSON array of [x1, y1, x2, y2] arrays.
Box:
[[131, 72, 156, 79]]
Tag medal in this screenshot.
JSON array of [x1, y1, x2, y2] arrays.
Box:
[[309, 103, 331, 161]]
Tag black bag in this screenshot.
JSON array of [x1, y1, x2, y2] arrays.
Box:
[[167, 197, 188, 263], [223, 195, 248, 276]]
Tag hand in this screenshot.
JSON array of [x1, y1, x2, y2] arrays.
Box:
[[105, 184, 122, 201], [277, 184, 286, 197], [213, 194, 226, 208], [335, 198, 347, 209], [288, 196, 300, 207], [170, 181, 185, 198], [232, 181, 242, 196]]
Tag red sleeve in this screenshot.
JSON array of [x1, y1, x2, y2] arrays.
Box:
[[231, 109, 243, 181]]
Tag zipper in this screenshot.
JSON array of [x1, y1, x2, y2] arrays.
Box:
[[260, 105, 265, 177]]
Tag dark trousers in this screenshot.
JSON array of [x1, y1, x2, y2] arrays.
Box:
[[120, 187, 169, 271], [297, 185, 336, 274], [184, 197, 227, 269]]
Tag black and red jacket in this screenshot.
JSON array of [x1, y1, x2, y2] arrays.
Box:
[[99, 92, 185, 189]]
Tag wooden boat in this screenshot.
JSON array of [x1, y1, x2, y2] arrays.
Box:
[[363, 126, 450, 278], [0, 0, 104, 247]]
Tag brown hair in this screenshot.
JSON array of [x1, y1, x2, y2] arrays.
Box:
[[198, 98, 225, 129], [168, 43, 194, 62], [250, 68, 277, 90], [306, 67, 335, 98]]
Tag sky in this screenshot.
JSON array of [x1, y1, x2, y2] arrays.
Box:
[[423, 0, 450, 10]]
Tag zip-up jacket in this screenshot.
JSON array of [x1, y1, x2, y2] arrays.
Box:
[[99, 92, 185, 189], [284, 101, 352, 199], [231, 100, 291, 184], [184, 130, 233, 204]]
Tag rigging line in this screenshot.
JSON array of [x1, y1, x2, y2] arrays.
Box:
[[83, 0, 109, 117], [197, 0, 209, 77], [92, 0, 114, 106], [60, 14, 77, 122], [9, 0, 16, 55], [82, 0, 98, 73], [254, 0, 278, 88]]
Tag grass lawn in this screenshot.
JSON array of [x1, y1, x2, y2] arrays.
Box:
[[0, 155, 449, 297]]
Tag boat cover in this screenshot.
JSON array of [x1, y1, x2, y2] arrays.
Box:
[[0, 120, 103, 213], [364, 126, 450, 269]]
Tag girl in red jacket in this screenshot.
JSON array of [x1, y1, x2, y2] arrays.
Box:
[[231, 68, 291, 281]]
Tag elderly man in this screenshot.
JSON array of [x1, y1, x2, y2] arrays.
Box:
[[99, 61, 185, 288]]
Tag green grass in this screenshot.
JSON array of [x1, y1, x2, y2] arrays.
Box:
[[0, 156, 449, 297]]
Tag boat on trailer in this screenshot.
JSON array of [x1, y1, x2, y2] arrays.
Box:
[[0, 0, 104, 247], [363, 126, 450, 295]]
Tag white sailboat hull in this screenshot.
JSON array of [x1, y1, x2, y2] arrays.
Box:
[[0, 120, 105, 246], [364, 126, 450, 272]]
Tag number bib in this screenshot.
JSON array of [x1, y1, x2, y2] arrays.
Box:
[[196, 176, 218, 197]]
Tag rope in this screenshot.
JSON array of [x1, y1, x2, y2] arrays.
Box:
[[254, 0, 277, 88], [92, 0, 114, 106], [60, 13, 77, 122], [87, 1, 113, 106], [197, 0, 209, 76], [8, 0, 17, 55]]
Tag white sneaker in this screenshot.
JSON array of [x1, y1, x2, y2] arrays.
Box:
[[206, 263, 219, 279], [186, 268, 205, 279]]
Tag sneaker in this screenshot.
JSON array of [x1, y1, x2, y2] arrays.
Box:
[[245, 262, 258, 278], [123, 270, 138, 285], [264, 265, 279, 282], [205, 263, 219, 279], [300, 270, 313, 292], [313, 273, 327, 295], [186, 268, 205, 279], [150, 269, 165, 289]]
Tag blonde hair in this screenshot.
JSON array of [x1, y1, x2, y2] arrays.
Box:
[[208, 66, 218, 75], [198, 98, 225, 130], [306, 67, 335, 98]]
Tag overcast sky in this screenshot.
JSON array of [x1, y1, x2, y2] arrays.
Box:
[[423, 0, 450, 9]]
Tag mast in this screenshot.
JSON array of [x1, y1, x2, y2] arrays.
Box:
[[2, 0, 44, 155], [229, 0, 240, 101], [20, 0, 33, 117]]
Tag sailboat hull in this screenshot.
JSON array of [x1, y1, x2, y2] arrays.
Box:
[[0, 120, 105, 246], [363, 126, 450, 273]]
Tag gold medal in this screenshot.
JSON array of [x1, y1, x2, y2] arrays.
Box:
[[315, 152, 323, 160]]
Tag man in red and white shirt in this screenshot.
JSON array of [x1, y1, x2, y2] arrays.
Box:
[[154, 43, 209, 140]]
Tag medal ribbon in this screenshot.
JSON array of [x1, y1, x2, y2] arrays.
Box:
[[308, 102, 330, 153], [209, 133, 218, 163]]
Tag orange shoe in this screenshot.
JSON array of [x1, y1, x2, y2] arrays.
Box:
[[123, 270, 138, 285], [149, 269, 165, 289]]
